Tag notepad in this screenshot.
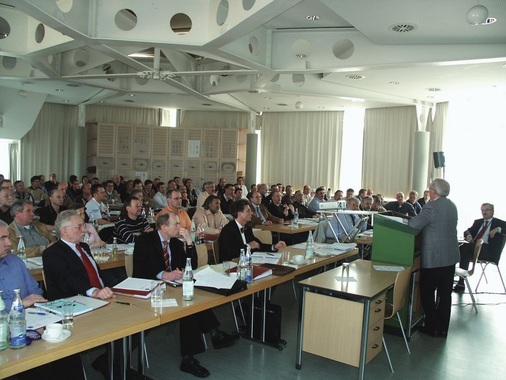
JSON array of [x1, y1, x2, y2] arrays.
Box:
[[112, 277, 160, 298], [35, 295, 108, 316]]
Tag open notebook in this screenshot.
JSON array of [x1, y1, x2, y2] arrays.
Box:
[[35, 295, 109, 316]]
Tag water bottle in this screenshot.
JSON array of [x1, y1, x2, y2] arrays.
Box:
[[245, 246, 253, 283], [305, 230, 314, 260], [16, 236, 26, 263], [196, 223, 205, 245], [182, 257, 194, 301], [112, 237, 119, 256], [189, 221, 196, 243], [238, 249, 246, 281], [83, 232, 91, 245], [293, 208, 299, 227], [9, 289, 26, 349], [0, 291, 8, 351]]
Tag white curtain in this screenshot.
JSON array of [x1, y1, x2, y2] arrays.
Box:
[[8, 141, 19, 181], [426, 102, 448, 182], [362, 106, 417, 197], [20, 103, 83, 183], [179, 111, 249, 129], [86, 105, 159, 125], [260, 111, 344, 191]]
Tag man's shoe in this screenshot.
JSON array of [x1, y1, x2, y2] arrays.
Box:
[[180, 357, 210, 378], [453, 283, 465, 293], [418, 325, 440, 338], [210, 329, 240, 349]]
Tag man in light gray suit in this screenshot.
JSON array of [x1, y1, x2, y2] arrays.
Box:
[[408, 178, 459, 338]]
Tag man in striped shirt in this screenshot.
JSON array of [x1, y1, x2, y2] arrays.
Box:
[[113, 196, 153, 243]]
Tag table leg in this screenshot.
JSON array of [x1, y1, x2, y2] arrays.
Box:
[[261, 289, 267, 342], [139, 331, 146, 375], [358, 299, 371, 380], [295, 286, 306, 370], [108, 341, 114, 380]]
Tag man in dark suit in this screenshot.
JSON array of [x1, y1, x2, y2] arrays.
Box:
[[247, 191, 283, 226], [42, 210, 115, 301], [133, 212, 238, 378], [455, 203, 506, 292], [267, 191, 294, 221], [384, 192, 416, 217], [408, 179, 460, 338], [36, 189, 67, 228], [219, 199, 286, 263]]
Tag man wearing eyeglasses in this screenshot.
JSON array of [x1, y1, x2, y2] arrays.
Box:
[[156, 189, 192, 230], [308, 186, 326, 213], [454, 203, 506, 292], [247, 191, 283, 226]]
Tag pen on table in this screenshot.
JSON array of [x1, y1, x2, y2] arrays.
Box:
[[27, 311, 47, 315], [115, 301, 130, 306], [166, 281, 179, 287]]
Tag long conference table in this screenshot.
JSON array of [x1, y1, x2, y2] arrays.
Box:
[[2, 245, 358, 379]]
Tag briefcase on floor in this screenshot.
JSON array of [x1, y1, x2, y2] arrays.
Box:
[[238, 301, 282, 345]]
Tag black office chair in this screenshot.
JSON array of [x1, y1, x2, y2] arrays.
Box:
[[475, 237, 506, 293]]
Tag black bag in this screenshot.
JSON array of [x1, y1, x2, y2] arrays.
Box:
[[238, 300, 283, 345]]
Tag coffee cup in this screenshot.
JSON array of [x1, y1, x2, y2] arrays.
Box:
[[293, 254, 305, 264], [45, 323, 63, 339]]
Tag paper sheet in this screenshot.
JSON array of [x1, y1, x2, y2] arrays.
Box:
[[373, 265, 405, 272], [194, 267, 238, 289], [251, 252, 282, 264], [25, 307, 62, 330]]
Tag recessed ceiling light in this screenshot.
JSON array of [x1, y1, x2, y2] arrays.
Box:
[[389, 81, 400, 85], [248, 90, 261, 93], [124, 99, 134, 103], [63, 99, 70, 103], [66, 83, 80, 87], [346, 74, 365, 80], [483, 17, 497, 25], [129, 93, 135, 97], [426, 88, 441, 92], [202, 103, 212, 106], [318, 106, 325, 109], [277, 103, 288, 107], [296, 54, 306, 58], [55, 88, 64, 92], [263, 107, 270, 110], [264, 97, 272, 100], [100, 100, 105, 103], [306, 15, 320, 21]]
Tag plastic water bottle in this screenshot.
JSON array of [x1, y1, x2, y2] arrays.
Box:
[[112, 237, 119, 256], [293, 208, 299, 227], [9, 289, 26, 349], [83, 232, 90, 245], [189, 221, 196, 243], [0, 291, 8, 351], [182, 257, 194, 301], [245, 246, 253, 283], [305, 230, 314, 260], [16, 236, 26, 264], [238, 249, 246, 280]]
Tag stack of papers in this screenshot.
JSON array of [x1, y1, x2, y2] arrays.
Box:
[[112, 277, 159, 298], [194, 267, 237, 289], [251, 252, 282, 264], [26, 307, 62, 330], [35, 295, 109, 316], [26, 257, 43, 269]]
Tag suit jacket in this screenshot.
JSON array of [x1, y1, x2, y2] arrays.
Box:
[[267, 202, 294, 220], [248, 204, 283, 226], [42, 240, 109, 300], [408, 196, 460, 269], [384, 201, 416, 217], [293, 201, 316, 218], [36, 204, 67, 226], [8, 220, 57, 257], [132, 230, 197, 280], [464, 217, 506, 258], [218, 221, 274, 263]]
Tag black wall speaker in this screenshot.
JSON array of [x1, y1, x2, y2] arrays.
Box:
[[433, 151, 445, 168]]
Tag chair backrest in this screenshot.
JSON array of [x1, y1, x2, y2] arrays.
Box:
[[41, 268, 48, 291], [196, 244, 209, 268], [124, 254, 134, 277], [468, 238, 483, 276], [386, 266, 412, 319], [212, 239, 220, 264], [253, 229, 273, 245], [313, 218, 330, 243]]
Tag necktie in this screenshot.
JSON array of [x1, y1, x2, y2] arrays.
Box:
[[255, 205, 265, 221], [76, 244, 102, 289], [163, 240, 171, 271], [240, 227, 245, 233], [475, 220, 489, 240]]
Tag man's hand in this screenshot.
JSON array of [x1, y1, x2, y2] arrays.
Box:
[[490, 227, 499, 238], [92, 287, 115, 300], [262, 220, 273, 226], [178, 228, 193, 245], [22, 294, 47, 308], [162, 269, 183, 282], [275, 241, 286, 249], [144, 226, 154, 233], [249, 241, 260, 250]]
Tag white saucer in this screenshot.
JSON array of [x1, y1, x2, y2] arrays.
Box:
[[42, 329, 71, 343], [290, 258, 307, 265]]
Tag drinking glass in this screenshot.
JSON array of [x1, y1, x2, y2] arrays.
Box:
[[61, 302, 74, 329]]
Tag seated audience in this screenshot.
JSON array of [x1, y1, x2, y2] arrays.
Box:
[[292, 190, 317, 218], [68, 203, 104, 247], [371, 194, 386, 212], [326, 197, 366, 242], [75, 182, 92, 206], [455, 203, 506, 292], [192, 195, 228, 235], [248, 191, 283, 226], [236, 176, 248, 199], [220, 184, 235, 214], [219, 199, 286, 262], [346, 188, 355, 199], [14, 180, 34, 203], [333, 189, 344, 201], [156, 189, 192, 230], [133, 212, 239, 377], [9, 200, 56, 257], [0, 187, 14, 224], [384, 192, 416, 217], [104, 180, 120, 205], [407, 190, 422, 214], [86, 184, 112, 224], [268, 190, 294, 220], [67, 178, 82, 201], [36, 189, 67, 228], [196, 181, 215, 209], [302, 185, 312, 206], [113, 196, 153, 243], [233, 187, 243, 201], [26, 175, 46, 206], [153, 182, 168, 209], [418, 190, 430, 208], [184, 178, 198, 207], [308, 187, 326, 213]]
